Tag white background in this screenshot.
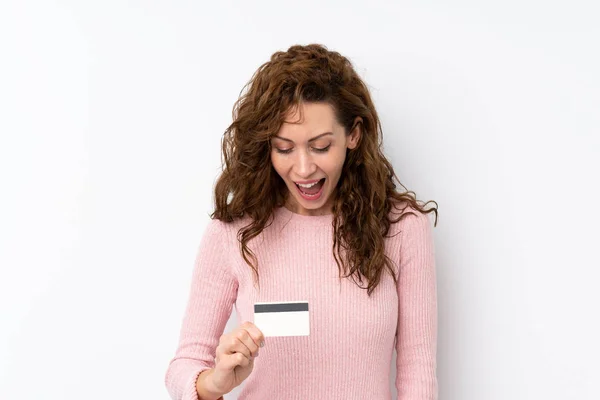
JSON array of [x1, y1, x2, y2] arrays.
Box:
[[1, 1, 599, 399]]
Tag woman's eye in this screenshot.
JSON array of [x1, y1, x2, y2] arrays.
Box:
[[274, 145, 330, 154], [313, 145, 331, 153]]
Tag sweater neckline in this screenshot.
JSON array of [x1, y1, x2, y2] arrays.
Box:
[[275, 205, 334, 227]]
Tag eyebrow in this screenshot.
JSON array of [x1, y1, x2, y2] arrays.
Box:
[[273, 132, 333, 143]]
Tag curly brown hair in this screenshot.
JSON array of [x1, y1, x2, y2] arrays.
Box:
[[211, 43, 438, 296]]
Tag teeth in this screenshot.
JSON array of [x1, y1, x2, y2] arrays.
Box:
[[296, 180, 320, 188]]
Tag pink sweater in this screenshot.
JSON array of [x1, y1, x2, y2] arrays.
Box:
[[165, 205, 438, 400]]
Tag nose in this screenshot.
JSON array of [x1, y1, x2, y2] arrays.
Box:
[[293, 149, 317, 178]]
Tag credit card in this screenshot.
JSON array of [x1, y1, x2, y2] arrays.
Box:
[[253, 301, 310, 337]]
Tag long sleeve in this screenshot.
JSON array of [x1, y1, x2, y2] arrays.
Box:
[[165, 219, 238, 400], [395, 211, 439, 400]]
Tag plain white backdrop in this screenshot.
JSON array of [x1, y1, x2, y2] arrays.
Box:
[[1, 1, 599, 399]]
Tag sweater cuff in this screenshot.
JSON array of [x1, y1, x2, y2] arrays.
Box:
[[184, 367, 210, 400]]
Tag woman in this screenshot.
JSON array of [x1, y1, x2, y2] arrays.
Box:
[[165, 44, 439, 400]]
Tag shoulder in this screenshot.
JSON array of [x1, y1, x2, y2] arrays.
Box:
[[387, 200, 434, 239], [204, 217, 228, 235], [202, 217, 237, 243], [203, 213, 256, 241]]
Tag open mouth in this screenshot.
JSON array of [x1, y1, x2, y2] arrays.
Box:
[[295, 178, 326, 199]]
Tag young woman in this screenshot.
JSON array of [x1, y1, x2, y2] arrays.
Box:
[[165, 44, 439, 400]]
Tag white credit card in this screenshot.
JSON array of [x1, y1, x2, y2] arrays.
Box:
[[253, 301, 310, 337]]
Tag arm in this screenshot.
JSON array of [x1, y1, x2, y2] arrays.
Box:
[[164, 219, 238, 400], [196, 369, 224, 400], [395, 212, 438, 400]]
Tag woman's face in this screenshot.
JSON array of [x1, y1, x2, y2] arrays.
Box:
[[270, 102, 361, 216]]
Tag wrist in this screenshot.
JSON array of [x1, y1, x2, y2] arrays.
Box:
[[196, 368, 225, 400]]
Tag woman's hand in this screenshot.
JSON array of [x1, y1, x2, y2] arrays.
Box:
[[208, 321, 265, 395]]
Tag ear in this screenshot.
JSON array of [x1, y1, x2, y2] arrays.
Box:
[[347, 116, 362, 150]]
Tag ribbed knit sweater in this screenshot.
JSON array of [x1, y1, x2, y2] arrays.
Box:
[[165, 204, 438, 400]]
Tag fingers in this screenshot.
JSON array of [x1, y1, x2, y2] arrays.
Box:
[[216, 336, 252, 372], [240, 321, 265, 351], [234, 322, 265, 357], [221, 351, 251, 371], [215, 322, 265, 369]]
